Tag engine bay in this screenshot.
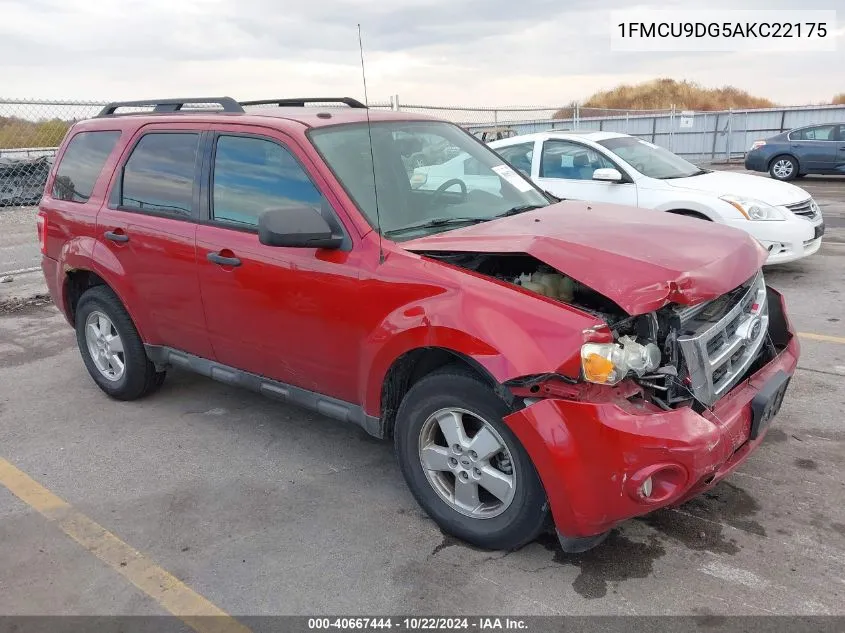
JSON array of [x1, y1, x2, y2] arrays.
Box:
[[419, 252, 630, 324], [420, 251, 778, 412]]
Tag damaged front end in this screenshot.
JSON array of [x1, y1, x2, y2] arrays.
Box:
[[417, 251, 785, 414]]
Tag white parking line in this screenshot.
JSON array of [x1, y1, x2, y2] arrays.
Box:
[[0, 265, 40, 277]]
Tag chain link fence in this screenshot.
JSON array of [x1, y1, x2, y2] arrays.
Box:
[[3, 97, 845, 208], [0, 99, 106, 206]]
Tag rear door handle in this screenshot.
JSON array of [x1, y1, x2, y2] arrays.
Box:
[[207, 251, 242, 267], [104, 230, 129, 243]]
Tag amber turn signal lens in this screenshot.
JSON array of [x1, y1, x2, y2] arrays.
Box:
[[583, 353, 614, 384]]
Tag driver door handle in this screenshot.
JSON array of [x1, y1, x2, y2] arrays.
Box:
[[207, 251, 242, 267], [104, 230, 129, 243]]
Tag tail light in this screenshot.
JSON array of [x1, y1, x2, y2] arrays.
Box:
[[36, 210, 47, 255]]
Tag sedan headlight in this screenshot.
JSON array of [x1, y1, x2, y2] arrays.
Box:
[[581, 336, 661, 385], [721, 195, 786, 221]]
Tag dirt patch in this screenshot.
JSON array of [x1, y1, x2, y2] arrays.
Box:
[[795, 458, 818, 470], [0, 293, 52, 315]]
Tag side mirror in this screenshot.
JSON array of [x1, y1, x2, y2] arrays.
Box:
[[593, 168, 623, 183], [258, 207, 343, 249]]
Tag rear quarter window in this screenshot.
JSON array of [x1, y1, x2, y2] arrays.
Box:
[[52, 131, 121, 202]]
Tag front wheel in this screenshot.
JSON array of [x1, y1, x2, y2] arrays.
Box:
[[770, 155, 798, 181], [394, 368, 548, 550]]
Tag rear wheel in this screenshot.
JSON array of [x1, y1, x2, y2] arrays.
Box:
[[394, 367, 547, 550], [75, 286, 165, 400], [769, 155, 798, 181]]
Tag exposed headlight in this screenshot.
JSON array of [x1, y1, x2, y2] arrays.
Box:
[[721, 195, 786, 221], [581, 336, 661, 385], [810, 199, 821, 216], [750, 140, 766, 151]]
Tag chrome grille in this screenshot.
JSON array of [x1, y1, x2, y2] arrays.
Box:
[[786, 199, 819, 219], [676, 273, 768, 407]]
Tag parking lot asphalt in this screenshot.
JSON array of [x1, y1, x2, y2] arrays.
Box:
[[1, 171, 844, 621]]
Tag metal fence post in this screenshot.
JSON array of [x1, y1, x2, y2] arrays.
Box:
[[625, 111, 629, 134], [726, 108, 733, 162], [669, 104, 675, 152], [744, 110, 749, 156]]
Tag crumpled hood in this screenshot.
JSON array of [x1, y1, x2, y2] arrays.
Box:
[[403, 201, 767, 315], [664, 170, 809, 206]]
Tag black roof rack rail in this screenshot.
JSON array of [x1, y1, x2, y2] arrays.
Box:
[[97, 97, 245, 117], [239, 97, 368, 109]]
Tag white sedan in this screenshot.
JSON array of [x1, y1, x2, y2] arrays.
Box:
[[488, 131, 825, 265]]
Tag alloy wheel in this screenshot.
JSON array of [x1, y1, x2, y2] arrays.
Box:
[[772, 159, 793, 179], [84, 311, 125, 382], [418, 407, 516, 519]]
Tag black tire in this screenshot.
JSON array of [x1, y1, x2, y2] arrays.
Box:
[[74, 285, 165, 400], [394, 367, 548, 550], [769, 155, 798, 181]]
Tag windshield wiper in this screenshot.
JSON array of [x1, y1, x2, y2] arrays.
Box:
[[494, 204, 546, 218], [384, 216, 491, 237], [660, 168, 709, 180]]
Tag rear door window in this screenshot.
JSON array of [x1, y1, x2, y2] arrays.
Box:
[[52, 131, 121, 202], [791, 125, 837, 141], [120, 133, 200, 218]]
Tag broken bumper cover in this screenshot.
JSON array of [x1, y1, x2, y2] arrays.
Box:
[[502, 290, 799, 551]]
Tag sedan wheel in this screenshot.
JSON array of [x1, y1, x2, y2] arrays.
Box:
[[770, 156, 797, 181]]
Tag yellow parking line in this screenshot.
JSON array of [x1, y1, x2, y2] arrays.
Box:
[[0, 458, 251, 633], [799, 332, 845, 345]]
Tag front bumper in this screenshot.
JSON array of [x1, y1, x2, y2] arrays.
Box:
[[727, 216, 823, 265], [502, 288, 799, 545]]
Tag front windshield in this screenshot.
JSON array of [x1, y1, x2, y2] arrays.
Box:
[[597, 136, 705, 179], [309, 121, 549, 240]]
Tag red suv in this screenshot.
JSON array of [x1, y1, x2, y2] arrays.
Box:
[[37, 97, 799, 553]]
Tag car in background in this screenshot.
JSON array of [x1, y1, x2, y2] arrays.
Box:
[[0, 155, 52, 206], [396, 131, 461, 169], [745, 123, 845, 181], [409, 151, 502, 194], [490, 131, 825, 265], [472, 126, 517, 143]]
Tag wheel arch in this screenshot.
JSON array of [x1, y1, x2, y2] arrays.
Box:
[[665, 209, 713, 221], [64, 269, 109, 325], [379, 346, 510, 439]]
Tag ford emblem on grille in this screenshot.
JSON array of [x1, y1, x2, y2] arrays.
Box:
[[736, 315, 762, 343]]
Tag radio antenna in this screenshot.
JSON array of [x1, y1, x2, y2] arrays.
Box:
[[358, 24, 384, 264]]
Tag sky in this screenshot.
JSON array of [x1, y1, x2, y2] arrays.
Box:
[[1, 0, 842, 108]]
